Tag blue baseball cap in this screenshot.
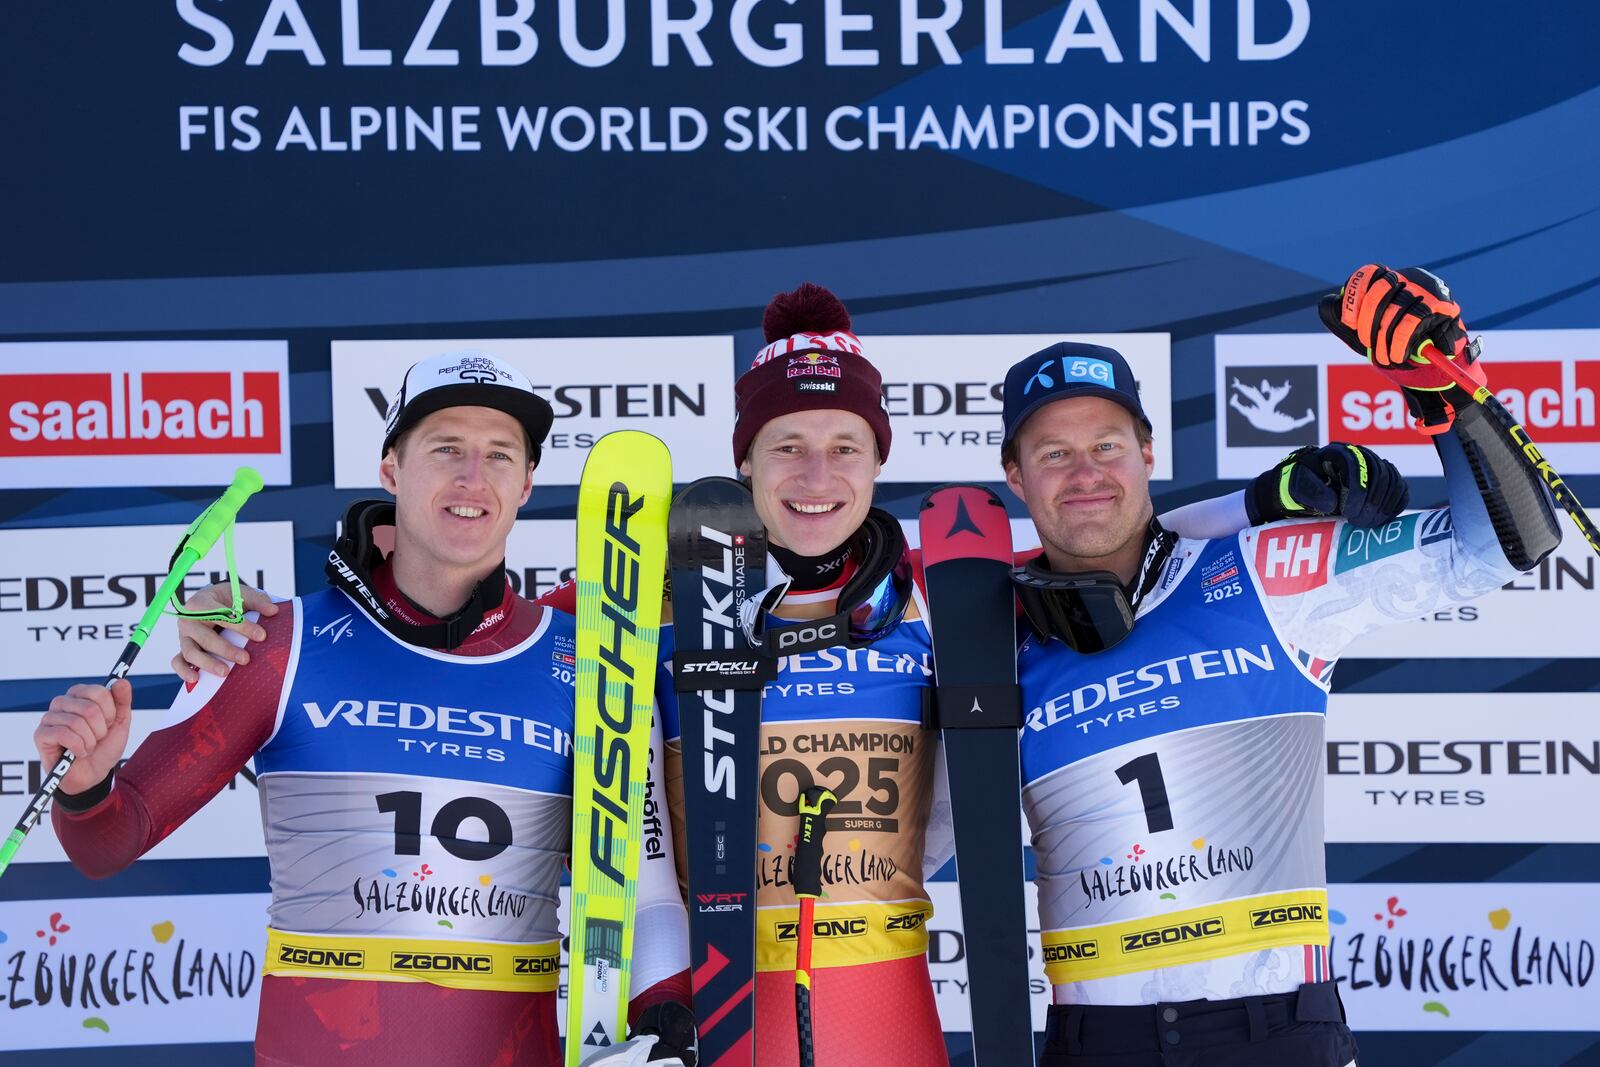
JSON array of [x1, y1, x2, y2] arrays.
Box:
[[1001, 342, 1152, 449]]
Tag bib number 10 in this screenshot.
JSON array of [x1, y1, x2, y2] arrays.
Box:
[[376, 790, 511, 861]]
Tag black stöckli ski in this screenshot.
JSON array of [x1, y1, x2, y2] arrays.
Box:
[[670, 477, 774, 1067], [919, 484, 1034, 1066]]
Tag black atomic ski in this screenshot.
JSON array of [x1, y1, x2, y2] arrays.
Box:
[[670, 477, 773, 1067], [919, 484, 1034, 1066]]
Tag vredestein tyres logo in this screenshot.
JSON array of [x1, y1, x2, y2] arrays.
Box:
[[589, 480, 644, 888], [698, 524, 745, 798]]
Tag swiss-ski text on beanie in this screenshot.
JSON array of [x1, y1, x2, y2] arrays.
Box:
[[732, 283, 892, 465]]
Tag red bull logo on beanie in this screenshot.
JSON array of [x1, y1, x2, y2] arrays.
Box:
[[786, 353, 843, 379]]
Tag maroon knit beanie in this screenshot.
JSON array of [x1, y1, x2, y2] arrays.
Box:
[[731, 283, 892, 466]]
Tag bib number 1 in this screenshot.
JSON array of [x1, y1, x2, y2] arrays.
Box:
[[1114, 753, 1174, 834]]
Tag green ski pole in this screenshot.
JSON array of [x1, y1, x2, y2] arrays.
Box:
[[0, 466, 265, 878]]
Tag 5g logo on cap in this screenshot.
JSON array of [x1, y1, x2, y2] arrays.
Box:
[[1023, 355, 1115, 395]]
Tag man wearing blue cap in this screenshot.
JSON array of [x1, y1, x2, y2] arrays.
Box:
[[1003, 269, 1561, 1066]]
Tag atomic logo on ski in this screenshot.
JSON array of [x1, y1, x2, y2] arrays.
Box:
[[946, 497, 983, 539]]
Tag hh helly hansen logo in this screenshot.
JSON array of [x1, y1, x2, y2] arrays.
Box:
[[1254, 521, 1336, 596]]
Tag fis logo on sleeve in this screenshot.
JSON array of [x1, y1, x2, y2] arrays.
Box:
[[1200, 551, 1240, 589]]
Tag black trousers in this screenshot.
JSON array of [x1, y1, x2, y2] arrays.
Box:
[[1039, 981, 1359, 1067]]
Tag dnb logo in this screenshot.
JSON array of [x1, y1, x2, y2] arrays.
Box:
[[1335, 515, 1418, 574], [1255, 521, 1336, 595], [1223, 365, 1320, 447]]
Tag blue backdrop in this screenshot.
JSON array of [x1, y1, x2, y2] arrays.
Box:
[[3, 2, 1599, 1063]]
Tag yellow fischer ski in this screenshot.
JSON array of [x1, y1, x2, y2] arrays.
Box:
[[566, 431, 672, 1065]]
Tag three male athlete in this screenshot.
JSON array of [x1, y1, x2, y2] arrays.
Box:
[[1003, 266, 1561, 1065], [166, 287, 1406, 1064]]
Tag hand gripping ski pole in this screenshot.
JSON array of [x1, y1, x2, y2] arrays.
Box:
[[1420, 342, 1600, 557], [0, 467, 265, 878], [794, 786, 837, 1067]]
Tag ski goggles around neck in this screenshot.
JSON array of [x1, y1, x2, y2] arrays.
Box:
[[739, 510, 913, 656], [1011, 522, 1178, 654]]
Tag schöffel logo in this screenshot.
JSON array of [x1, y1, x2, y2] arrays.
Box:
[[279, 945, 364, 969], [1223, 365, 1319, 446], [391, 952, 493, 973], [885, 910, 931, 932], [513, 955, 560, 975], [775, 917, 868, 941], [1120, 916, 1225, 953], [1043, 940, 1099, 962], [1254, 521, 1336, 596], [1249, 904, 1325, 929]]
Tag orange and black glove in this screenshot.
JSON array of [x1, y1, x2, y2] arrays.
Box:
[[1318, 264, 1488, 433]]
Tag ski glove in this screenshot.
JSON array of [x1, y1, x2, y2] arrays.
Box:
[[1247, 443, 1409, 528], [579, 1002, 699, 1067], [1318, 263, 1488, 432]]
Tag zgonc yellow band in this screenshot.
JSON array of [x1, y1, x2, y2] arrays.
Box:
[[1040, 890, 1331, 984], [264, 928, 560, 992], [756, 899, 935, 973]]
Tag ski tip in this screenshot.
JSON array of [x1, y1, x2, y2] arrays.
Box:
[[919, 484, 1011, 565]]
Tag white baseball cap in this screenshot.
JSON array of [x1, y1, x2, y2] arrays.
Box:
[[381, 351, 554, 462]]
